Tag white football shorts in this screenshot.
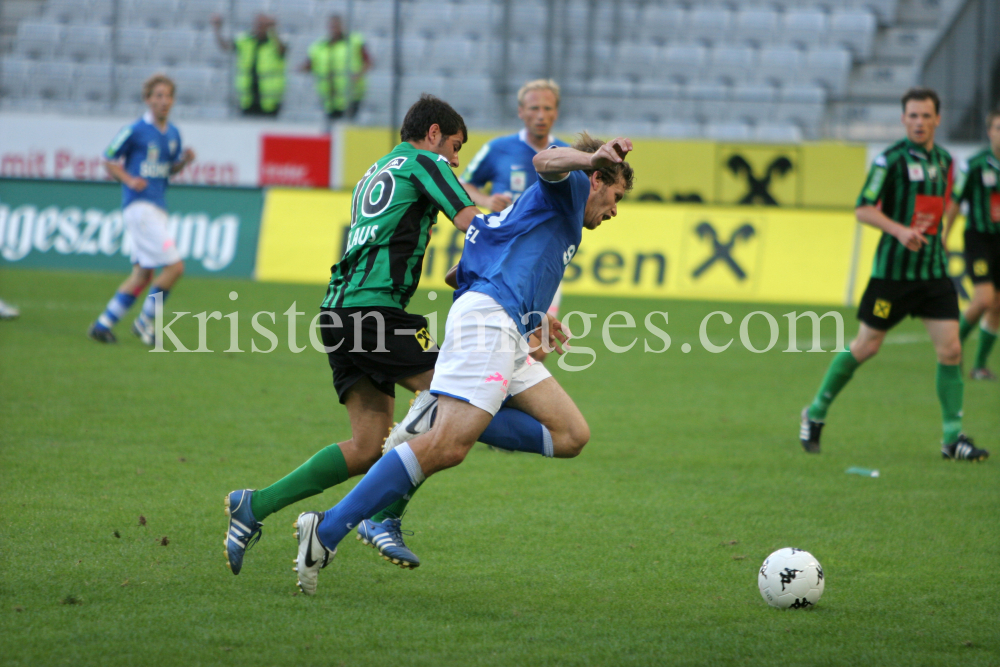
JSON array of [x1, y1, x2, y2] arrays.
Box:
[[124, 201, 180, 269], [430, 291, 552, 416]]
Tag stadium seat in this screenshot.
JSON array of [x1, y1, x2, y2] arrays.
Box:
[[636, 5, 687, 45], [195, 30, 230, 67], [115, 65, 155, 105], [778, 83, 826, 135], [780, 9, 828, 48], [0, 58, 32, 100], [405, 2, 453, 39], [686, 80, 731, 122], [170, 66, 220, 106], [114, 28, 155, 64], [182, 0, 228, 30], [60, 24, 112, 62], [709, 45, 757, 84], [74, 63, 114, 104], [399, 36, 429, 74], [399, 74, 445, 104], [614, 43, 660, 80], [45, 0, 96, 24], [861, 0, 899, 26], [803, 47, 851, 96], [14, 22, 63, 60], [426, 39, 484, 77], [506, 39, 547, 80], [27, 61, 76, 101], [273, 0, 318, 35], [829, 9, 876, 61], [732, 7, 778, 46], [661, 44, 707, 83], [122, 0, 180, 29], [451, 3, 498, 39], [754, 122, 803, 143], [154, 29, 199, 67], [730, 82, 777, 124], [655, 119, 701, 138], [756, 46, 803, 87], [234, 0, 271, 30], [686, 7, 732, 45], [705, 121, 753, 141], [352, 0, 394, 38], [363, 72, 392, 107]]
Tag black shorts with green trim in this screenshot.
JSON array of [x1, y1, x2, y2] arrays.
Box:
[[964, 226, 1000, 289], [319, 307, 438, 404], [857, 278, 959, 331]]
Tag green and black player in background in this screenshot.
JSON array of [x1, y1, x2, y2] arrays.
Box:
[[221, 96, 480, 575], [800, 88, 988, 462], [943, 108, 1000, 380]]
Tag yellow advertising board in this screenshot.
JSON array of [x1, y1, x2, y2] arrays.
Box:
[[257, 189, 881, 306], [339, 127, 867, 209]]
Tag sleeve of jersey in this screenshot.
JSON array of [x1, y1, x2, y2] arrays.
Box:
[[952, 162, 972, 203], [412, 153, 476, 220], [856, 154, 890, 207], [538, 170, 587, 215], [104, 125, 134, 160], [460, 142, 492, 186]]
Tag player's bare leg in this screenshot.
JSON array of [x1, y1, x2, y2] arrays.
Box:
[[506, 377, 590, 458]]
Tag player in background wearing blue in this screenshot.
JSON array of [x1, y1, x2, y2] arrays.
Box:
[[291, 134, 633, 595], [88, 74, 195, 345], [462, 79, 569, 361]]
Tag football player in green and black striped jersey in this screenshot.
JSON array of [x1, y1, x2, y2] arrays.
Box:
[[800, 88, 988, 462], [944, 108, 1000, 380], [221, 96, 481, 575]]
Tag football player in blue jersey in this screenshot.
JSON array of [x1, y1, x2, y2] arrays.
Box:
[[88, 74, 195, 345], [291, 134, 633, 594], [462, 79, 570, 359]]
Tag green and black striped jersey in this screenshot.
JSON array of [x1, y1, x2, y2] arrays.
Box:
[[953, 147, 1000, 235], [857, 138, 954, 281], [322, 142, 475, 310]]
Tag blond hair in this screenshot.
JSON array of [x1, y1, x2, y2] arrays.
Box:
[[142, 73, 175, 100], [517, 79, 560, 108]]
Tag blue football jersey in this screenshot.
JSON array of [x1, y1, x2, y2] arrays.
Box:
[[104, 111, 182, 210], [455, 170, 590, 336], [461, 129, 569, 202]]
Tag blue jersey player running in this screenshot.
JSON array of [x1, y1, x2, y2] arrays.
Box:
[[462, 78, 569, 358], [290, 134, 634, 595], [88, 74, 195, 346]]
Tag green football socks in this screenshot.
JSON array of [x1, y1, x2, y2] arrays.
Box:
[[973, 323, 997, 371], [807, 349, 860, 421], [250, 443, 350, 521], [936, 363, 964, 446], [958, 313, 973, 342], [370, 482, 421, 523]]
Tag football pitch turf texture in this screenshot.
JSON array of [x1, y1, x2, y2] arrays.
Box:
[[1, 269, 997, 667]]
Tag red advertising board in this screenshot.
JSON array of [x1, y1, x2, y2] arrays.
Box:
[[259, 134, 331, 188]]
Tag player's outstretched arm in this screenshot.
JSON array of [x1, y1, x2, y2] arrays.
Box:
[[532, 138, 632, 182], [461, 182, 510, 212], [104, 160, 146, 192]]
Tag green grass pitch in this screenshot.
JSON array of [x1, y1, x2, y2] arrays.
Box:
[[1, 269, 997, 667]]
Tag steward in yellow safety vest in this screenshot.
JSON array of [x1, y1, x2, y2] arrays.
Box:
[[300, 15, 371, 120], [212, 12, 287, 117]]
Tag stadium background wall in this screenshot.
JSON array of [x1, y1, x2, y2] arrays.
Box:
[[253, 189, 974, 308], [341, 128, 868, 209], [0, 178, 263, 278]]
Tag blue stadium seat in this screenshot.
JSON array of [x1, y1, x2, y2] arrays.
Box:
[[804, 47, 851, 96], [114, 28, 155, 65], [705, 121, 753, 141], [732, 7, 778, 47], [687, 7, 732, 45], [636, 5, 687, 45], [829, 9, 876, 61], [730, 82, 777, 125], [154, 28, 200, 67], [756, 45, 803, 87], [0, 58, 32, 100], [709, 45, 757, 83], [14, 22, 63, 60], [27, 61, 76, 101], [74, 63, 114, 104], [780, 9, 828, 48], [661, 44, 707, 83], [61, 24, 112, 62], [122, 0, 180, 29]]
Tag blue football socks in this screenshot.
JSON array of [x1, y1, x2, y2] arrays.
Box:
[[96, 292, 137, 330], [136, 286, 168, 329], [316, 443, 424, 550], [478, 407, 554, 457]]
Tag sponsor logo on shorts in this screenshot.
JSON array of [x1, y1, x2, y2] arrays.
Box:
[[414, 327, 435, 351], [873, 299, 892, 319], [485, 372, 509, 389], [973, 259, 989, 277]]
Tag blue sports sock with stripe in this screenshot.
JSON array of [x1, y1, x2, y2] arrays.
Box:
[[96, 292, 137, 330], [479, 407, 554, 457], [136, 286, 168, 328], [316, 443, 424, 550]]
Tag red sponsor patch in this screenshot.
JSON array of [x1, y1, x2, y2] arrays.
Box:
[[911, 194, 944, 235], [991, 193, 1000, 223]]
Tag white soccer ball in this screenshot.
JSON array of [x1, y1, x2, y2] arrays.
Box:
[[758, 547, 824, 609]]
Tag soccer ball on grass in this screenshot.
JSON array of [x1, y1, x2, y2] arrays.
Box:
[[758, 547, 824, 609]]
